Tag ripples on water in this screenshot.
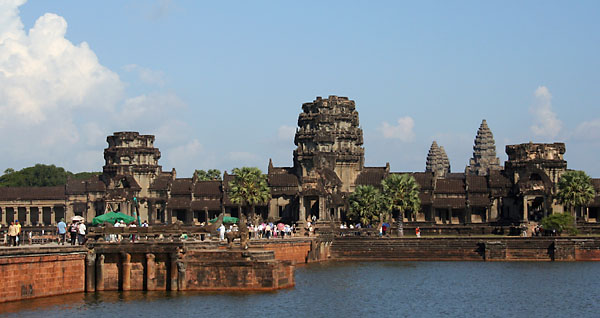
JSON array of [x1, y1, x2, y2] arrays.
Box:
[[1, 262, 599, 318]]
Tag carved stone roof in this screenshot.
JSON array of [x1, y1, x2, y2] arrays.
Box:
[[193, 181, 222, 197], [466, 175, 488, 193], [149, 174, 172, 191], [171, 178, 192, 195], [435, 179, 465, 194], [0, 186, 66, 200], [355, 167, 387, 187], [426, 141, 451, 178], [191, 198, 222, 211], [468, 193, 491, 206], [268, 173, 299, 187], [467, 119, 501, 176], [433, 197, 466, 208], [167, 197, 191, 209], [66, 176, 106, 194]]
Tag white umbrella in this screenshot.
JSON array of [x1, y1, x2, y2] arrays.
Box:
[[72, 215, 85, 222]]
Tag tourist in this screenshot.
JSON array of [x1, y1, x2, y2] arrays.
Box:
[[416, 226, 421, 238], [70, 221, 78, 245], [57, 218, 67, 245], [8, 221, 18, 246], [77, 221, 86, 245], [141, 220, 149, 227], [129, 221, 137, 242], [15, 220, 21, 246], [218, 223, 225, 241], [265, 223, 272, 239]]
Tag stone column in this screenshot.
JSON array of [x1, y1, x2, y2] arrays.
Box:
[[299, 196, 306, 223], [146, 253, 156, 291], [85, 252, 96, 292], [51, 207, 56, 225], [148, 200, 155, 225], [169, 253, 178, 291], [25, 207, 31, 226], [185, 208, 193, 225], [121, 252, 131, 291], [96, 254, 105, 291], [522, 196, 528, 222], [167, 208, 173, 224], [177, 261, 186, 291], [1, 207, 5, 225], [318, 196, 326, 220]]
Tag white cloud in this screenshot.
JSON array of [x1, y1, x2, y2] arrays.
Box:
[[573, 118, 600, 142], [277, 125, 296, 141], [530, 86, 562, 139], [123, 64, 165, 86], [379, 116, 416, 142], [0, 1, 191, 173]]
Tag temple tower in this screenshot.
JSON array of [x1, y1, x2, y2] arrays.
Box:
[[426, 141, 450, 178], [467, 119, 501, 176], [293, 96, 364, 192], [103, 132, 162, 198]]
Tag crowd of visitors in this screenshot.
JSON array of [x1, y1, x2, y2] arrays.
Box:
[[218, 222, 296, 241]]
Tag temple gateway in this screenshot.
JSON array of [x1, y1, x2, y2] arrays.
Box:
[[1, 95, 599, 228]]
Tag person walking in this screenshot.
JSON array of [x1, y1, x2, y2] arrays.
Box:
[[14, 220, 21, 246], [8, 221, 18, 246], [57, 218, 67, 245], [77, 221, 86, 245], [218, 223, 225, 241], [69, 221, 78, 245]]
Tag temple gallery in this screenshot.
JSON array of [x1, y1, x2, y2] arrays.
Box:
[[0, 95, 598, 229]]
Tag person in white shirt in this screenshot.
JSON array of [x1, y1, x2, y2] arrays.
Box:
[[77, 222, 87, 245]]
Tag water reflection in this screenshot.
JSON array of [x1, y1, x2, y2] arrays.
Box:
[[1, 261, 599, 318]]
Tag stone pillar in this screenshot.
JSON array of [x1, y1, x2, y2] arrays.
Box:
[[318, 196, 326, 220], [465, 206, 472, 224], [185, 208, 193, 225], [1, 207, 5, 225], [447, 208, 452, 224], [96, 254, 105, 291], [25, 207, 31, 226], [85, 252, 96, 292], [148, 200, 155, 225], [169, 253, 178, 291], [121, 252, 131, 291], [522, 196, 528, 222], [51, 207, 56, 225], [167, 208, 173, 224], [177, 261, 186, 291], [299, 196, 306, 223], [146, 253, 156, 291]]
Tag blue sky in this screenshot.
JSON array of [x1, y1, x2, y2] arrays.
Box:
[[2, 0, 600, 177]]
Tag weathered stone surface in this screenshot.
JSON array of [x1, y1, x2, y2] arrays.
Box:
[[426, 141, 451, 178], [467, 119, 501, 176]]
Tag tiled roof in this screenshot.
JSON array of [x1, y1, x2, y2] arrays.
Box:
[[355, 167, 387, 186], [268, 173, 299, 187], [149, 175, 172, 191], [419, 192, 433, 205], [489, 170, 511, 188], [433, 197, 466, 208], [193, 181, 222, 196], [66, 176, 106, 194], [466, 175, 488, 193], [411, 172, 434, 190], [592, 179, 600, 192], [171, 178, 192, 195], [0, 186, 66, 200], [469, 193, 491, 206], [167, 197, 191, 209], [113, 175, 141, 190], [435, 179, 465, 194], [191, 198, 222, 211]]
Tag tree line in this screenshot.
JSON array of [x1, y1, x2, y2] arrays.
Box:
[[0, 164, 100, 187]]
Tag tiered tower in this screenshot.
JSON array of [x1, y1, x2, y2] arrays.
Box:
[[293, 96, 364, 192], [103, 131, 162, 197], [426, 141, 451, 178], [467, 119, 501, 176]]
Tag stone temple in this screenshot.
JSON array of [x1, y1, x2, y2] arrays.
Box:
[[0, 95, 599, 229]]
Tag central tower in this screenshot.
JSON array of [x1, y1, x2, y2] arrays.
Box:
[[293, 95, 364, 192]]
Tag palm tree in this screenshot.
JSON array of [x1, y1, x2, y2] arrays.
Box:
[[556, 170, 596, 225], [382, 174, 421, 236], [228, 167, 271, 223], [347, 185, 385, 226]]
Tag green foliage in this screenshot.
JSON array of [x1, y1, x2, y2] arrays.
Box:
[[228, 167, 271, 215], [194, 169, 222, 181], [348, 185, 385, 226], [382, 174, 421, 220], [541, 213, 577, 235], [0, 164, 99, 187], [556, 170, 596, 211]]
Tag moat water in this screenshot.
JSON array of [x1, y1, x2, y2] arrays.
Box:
[[1, 261, 599, 318]]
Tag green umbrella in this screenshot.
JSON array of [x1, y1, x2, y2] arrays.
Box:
[[92, 211, 136, 226], [209, 216, 239, 224]]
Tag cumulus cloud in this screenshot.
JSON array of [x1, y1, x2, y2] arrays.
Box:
[[0, 1, 190, 173], [530, 86, 562, 139], [379, 116, 416, 142]]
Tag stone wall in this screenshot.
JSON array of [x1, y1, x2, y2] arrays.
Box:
[[0, 247, 86, 303], [249, 238, 313, 263]]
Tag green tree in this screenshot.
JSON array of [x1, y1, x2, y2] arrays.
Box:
[[0, 164, 99, 187], [194, 169, 222, 181], [348, 185, 385, 226], [227, 167, 270, 222], [382, 174, 421, 235], [541, 213, 577, 235], [556, 170, 596, 225]]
